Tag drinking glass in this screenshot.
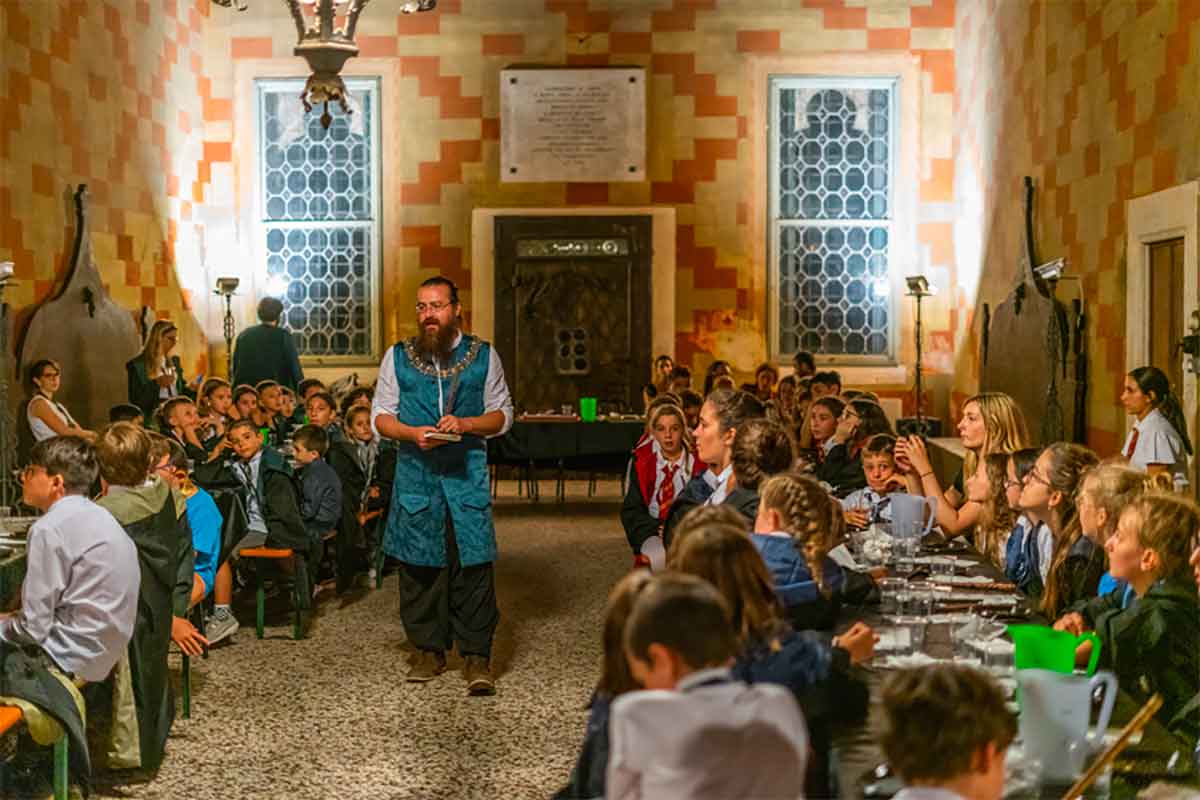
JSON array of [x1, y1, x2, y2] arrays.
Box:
[[878, 578, 906, 616], [903, 581, 935, 617], [898, 617, 926, 654], [950, 616, 981, 665], [982, 639, 1016, 677], [930, 556, 955, 578]]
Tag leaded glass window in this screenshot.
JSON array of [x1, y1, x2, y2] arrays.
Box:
[[770, 78, 897, 362], [257, 78, 380, 360]]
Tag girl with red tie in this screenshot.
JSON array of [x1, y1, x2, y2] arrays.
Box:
[[621, 403, 705, 570]]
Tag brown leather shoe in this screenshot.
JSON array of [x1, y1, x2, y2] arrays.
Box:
[[463, 655, 496, 695], [406, 650, 446, 682]]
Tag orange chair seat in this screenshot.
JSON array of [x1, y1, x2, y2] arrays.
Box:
[[240, 547, 293, 559], [0, 706, 23, 735]]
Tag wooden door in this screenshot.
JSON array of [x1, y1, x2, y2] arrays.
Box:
[[1147, 238, 1185, 394]]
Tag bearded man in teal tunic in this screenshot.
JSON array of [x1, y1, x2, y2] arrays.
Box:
[[372, 277, 513, 695]]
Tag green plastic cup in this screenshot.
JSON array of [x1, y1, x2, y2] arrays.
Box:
[[1007, 624, 1102, 675], [579, 397, 597, 422]]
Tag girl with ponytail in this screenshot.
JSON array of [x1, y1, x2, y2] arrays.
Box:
[[1121, 366, 1192, 480]]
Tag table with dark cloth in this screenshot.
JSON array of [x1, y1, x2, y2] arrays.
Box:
[[831, 542, 1199, 799], [487, 420, 643, 499]]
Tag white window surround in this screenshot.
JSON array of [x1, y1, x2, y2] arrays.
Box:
[[230, 58, 403, 369], [769, 76, 899, 363], [1125, 181, 1199, 465], [256, 77, 381, 361], [748, 53, 921, 386]]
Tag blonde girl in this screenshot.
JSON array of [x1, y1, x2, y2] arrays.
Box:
[[899, 392, 1031, 537]]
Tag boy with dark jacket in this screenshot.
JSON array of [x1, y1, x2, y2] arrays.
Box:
[[327, 406, 395, 587], [206, 419, 314, 643], [292, 424, 342, 543]]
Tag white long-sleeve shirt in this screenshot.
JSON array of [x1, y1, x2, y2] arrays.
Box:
[[606, 667, 809, 800], [0, 495, 140, 682], [371, 332, 514, 439]]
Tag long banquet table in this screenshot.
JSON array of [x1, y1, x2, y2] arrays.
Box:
[[830, 538, 1199, 799]]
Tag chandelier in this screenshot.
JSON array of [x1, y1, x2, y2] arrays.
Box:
[[211, 0, 436, 129]]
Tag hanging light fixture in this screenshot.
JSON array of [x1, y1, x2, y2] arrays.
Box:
[[214, 1, 439, 128], [281, 0, 437, 129]]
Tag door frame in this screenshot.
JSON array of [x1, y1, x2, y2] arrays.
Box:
[[1126, 181, 1199, 486]]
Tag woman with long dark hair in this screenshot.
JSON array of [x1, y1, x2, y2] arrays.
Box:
[[1120, 366, 1192, 480], [816, 399, 893, 496]]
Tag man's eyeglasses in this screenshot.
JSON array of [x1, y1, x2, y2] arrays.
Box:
[[415, 302, 453, 314], [1003, 477, 1022, 490], [20, 465, 47, 482]]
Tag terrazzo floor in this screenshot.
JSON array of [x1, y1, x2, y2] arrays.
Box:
[[97, 481, 628, 800]]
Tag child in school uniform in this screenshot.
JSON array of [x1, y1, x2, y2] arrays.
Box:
[[1002, 448, 1051, 596], [606, 573, 810, 800], [556, 570, 653, 800], [879, 665, 1016, 800], [207, 419, 313, 641], [817, 399, 894, 497], [1055, 492, 1200, 741], [305, 390, 346, 445], [754, 472, 846, 631], [292, 424, 342, 545], [328, 406, 395, 585], [621, 403, 704, 571], [159, 396, 210, 464], [671, 522, 874, 797], [841, 434, 906, 528]]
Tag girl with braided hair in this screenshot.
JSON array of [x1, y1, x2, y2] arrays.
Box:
[[752, 472, 846, 631], [669, 522, 874, 797]]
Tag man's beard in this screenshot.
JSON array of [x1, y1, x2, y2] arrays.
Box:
[[417, 318, 458, 362]]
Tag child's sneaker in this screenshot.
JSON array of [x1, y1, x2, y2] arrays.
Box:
[[205, 608, 239, 646]]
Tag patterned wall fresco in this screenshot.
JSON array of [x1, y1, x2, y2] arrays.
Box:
[[955, 0, 1200, 451], [0, 0, 216, 386], [200, 0, 960, 411]]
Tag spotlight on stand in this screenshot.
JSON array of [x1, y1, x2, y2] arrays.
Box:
[[896, 274, 942, 439], [214, 277, 240, 380]]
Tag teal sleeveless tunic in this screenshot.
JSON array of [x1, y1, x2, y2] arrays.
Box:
[[383, 335, 496, 568]]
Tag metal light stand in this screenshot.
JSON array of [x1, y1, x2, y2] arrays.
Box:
[[222, 292, 235, 379], [214, 277, 240, 379], [905, 277, 933, 432]]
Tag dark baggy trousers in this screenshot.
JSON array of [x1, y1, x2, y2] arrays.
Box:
[[397, 518, 499, 659]]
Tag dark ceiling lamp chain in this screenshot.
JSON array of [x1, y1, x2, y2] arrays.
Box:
[[213, 1, 439, 129]]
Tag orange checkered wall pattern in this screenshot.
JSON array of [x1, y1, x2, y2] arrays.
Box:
[[954, 0, 1200, 452], [0, 0, 216, 387], [203, 0, 960, 412]]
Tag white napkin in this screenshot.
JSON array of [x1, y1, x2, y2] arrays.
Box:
[[827, 544, 860, 571]]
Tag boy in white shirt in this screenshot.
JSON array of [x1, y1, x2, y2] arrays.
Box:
[[0, 437, 139, 681], [606, 573, 809, 800], [879, 665, 1016, 800]]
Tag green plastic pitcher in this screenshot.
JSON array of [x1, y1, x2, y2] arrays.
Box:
[[1007, 624, 1102, 676], [579, 397, 598, 422]]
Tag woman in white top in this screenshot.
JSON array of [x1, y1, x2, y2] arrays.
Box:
[[26, 360, 95, 442], [1120, 365, 1192, 480]]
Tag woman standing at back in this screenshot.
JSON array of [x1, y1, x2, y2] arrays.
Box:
[[1120, 366, 1192, 482], [127, 320, 195, 420]]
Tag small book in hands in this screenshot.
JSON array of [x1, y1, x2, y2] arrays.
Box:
[[423, 431, 463, 443]]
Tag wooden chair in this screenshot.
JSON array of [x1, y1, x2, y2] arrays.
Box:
[[0, 706, 68, 800], [239, 547, 305, 640]]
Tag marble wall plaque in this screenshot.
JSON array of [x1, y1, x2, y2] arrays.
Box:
[[500, 68, 646, 183]]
